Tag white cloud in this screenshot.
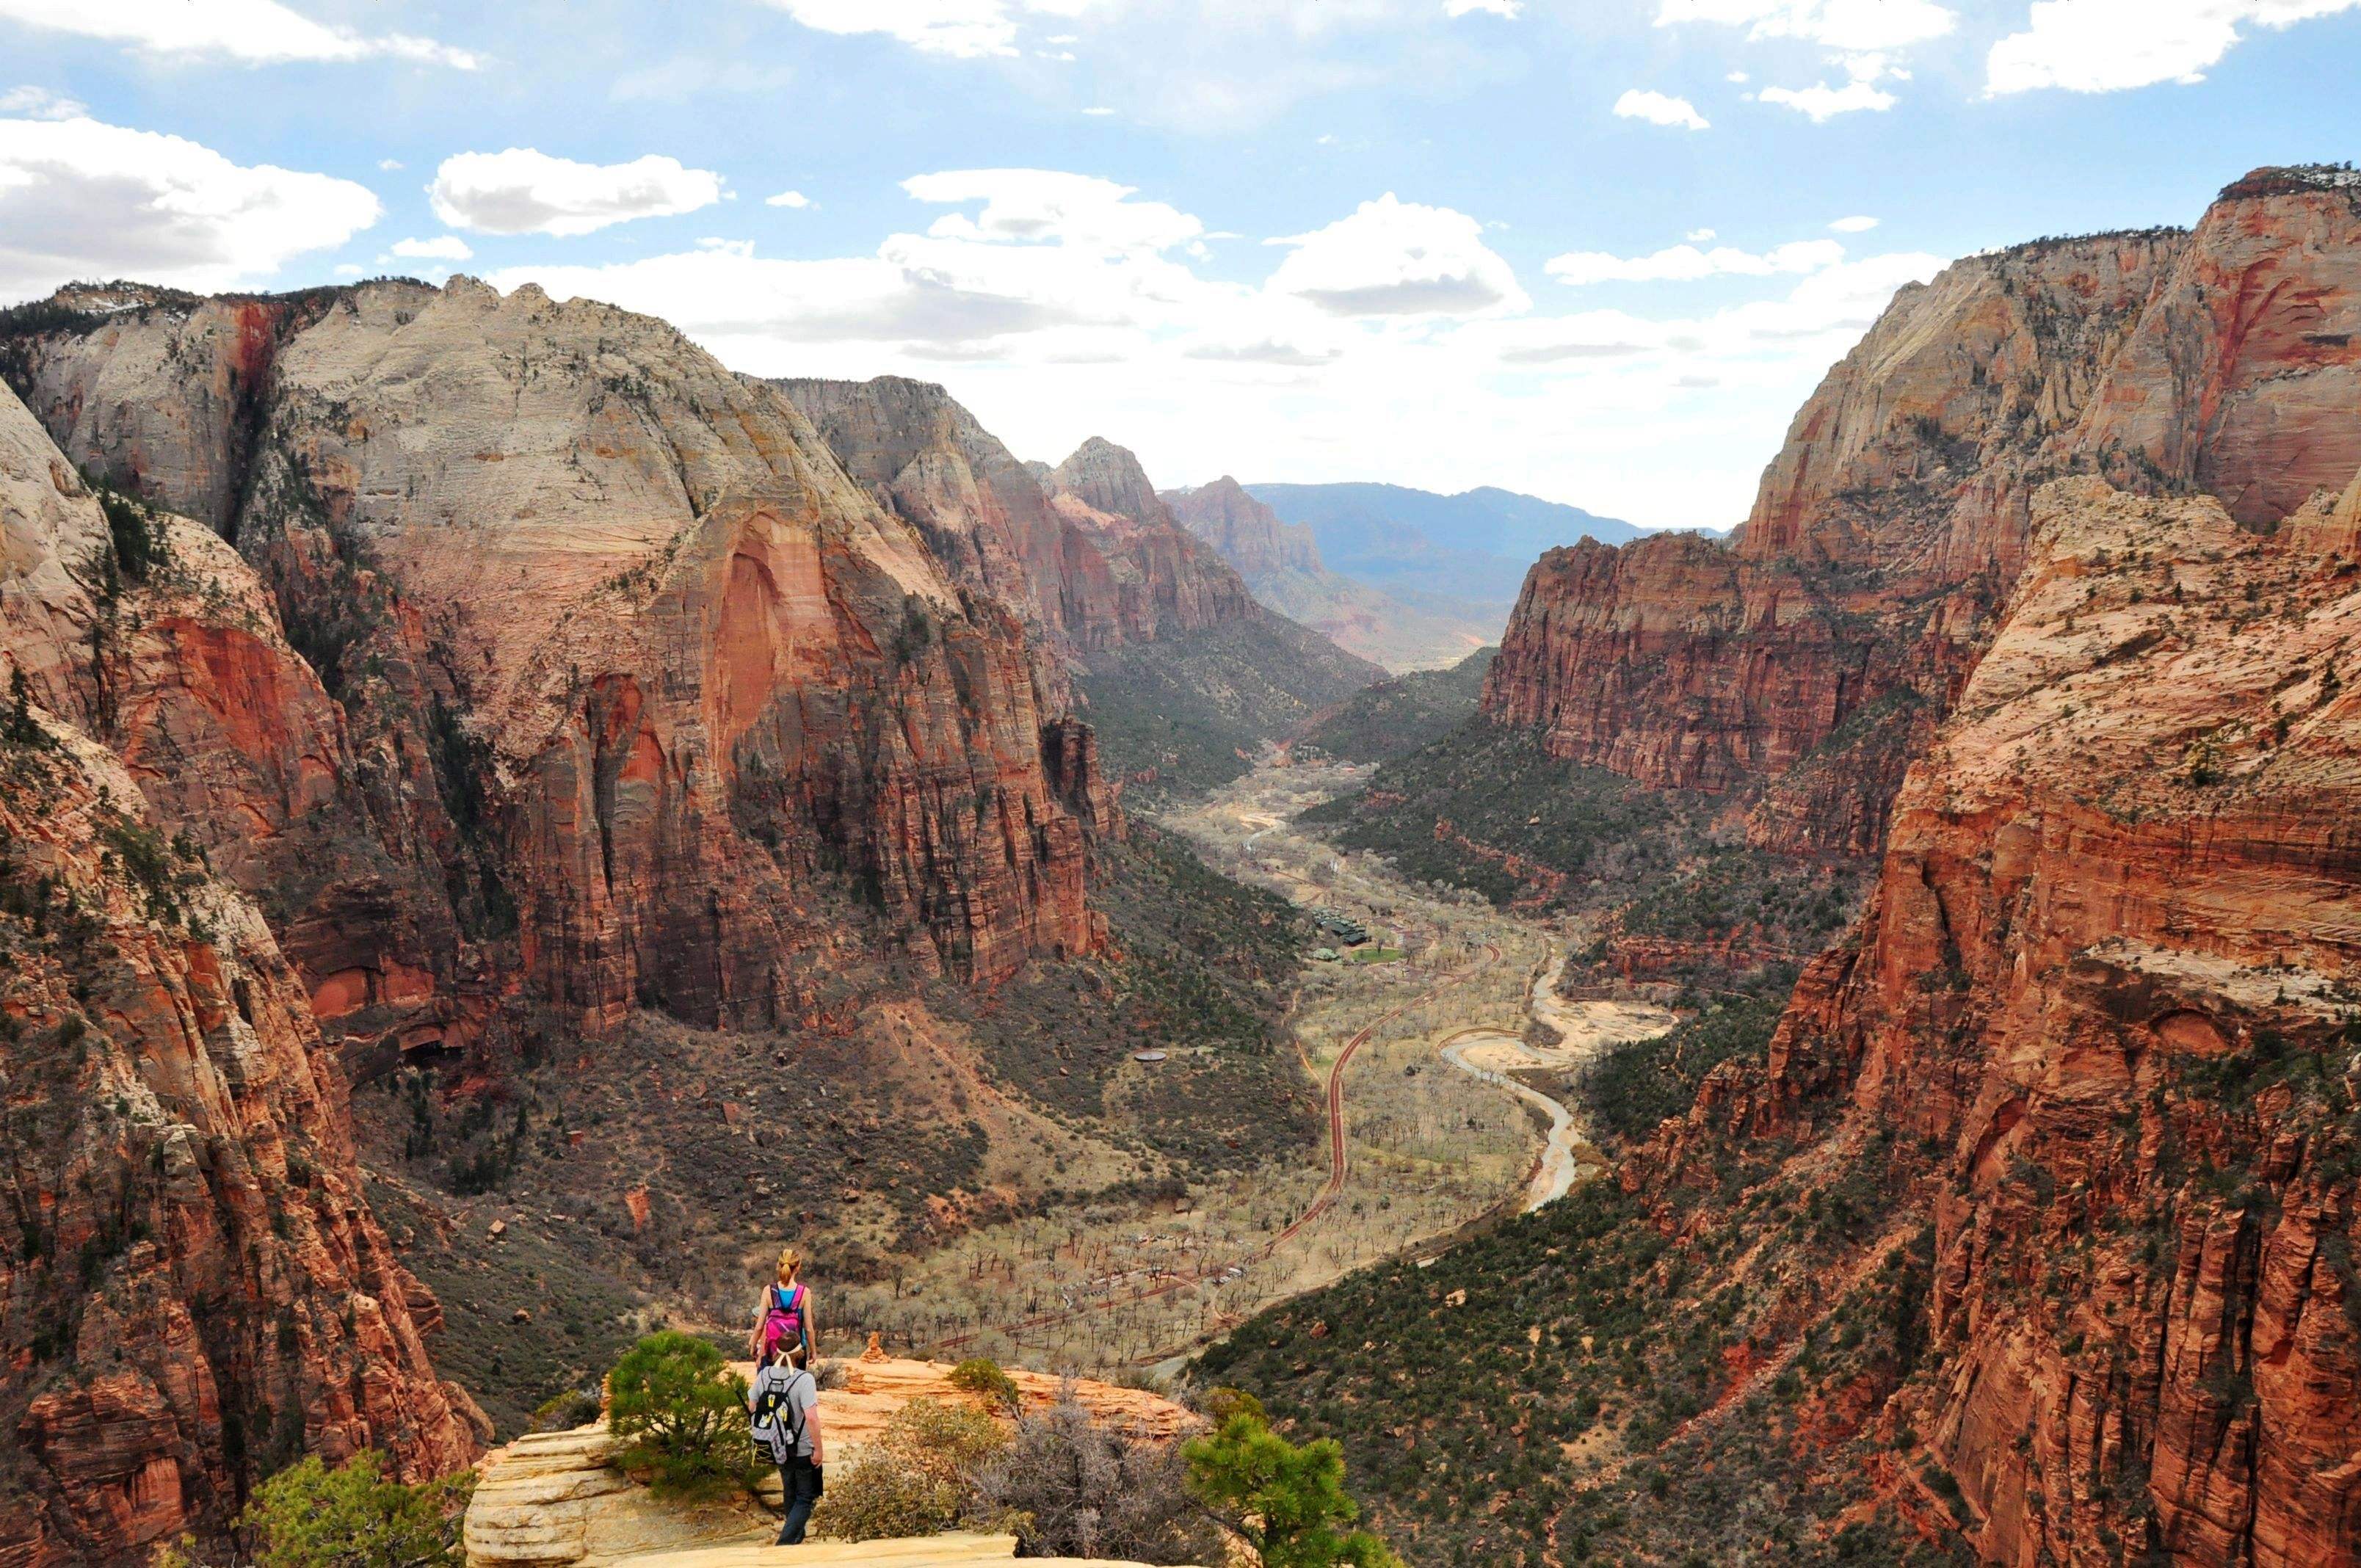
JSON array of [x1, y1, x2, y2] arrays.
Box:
[[1655, 0, 1956, 50], [486, 161, 1951, 531], [1759, 79, 1896, 117], [761, 0, 1104, 59], [1546, 237, 1846, 286], [1987, 0, 2361, 93], [0, 114, 380, 301], [1829, 214, 1878, 232], [904, 168, 1203, 254], [0, 0, 478, 68], [378, 157, 405, 171], [1268, 193, 1527, 317], [0, 86, 84, 120], [429, 149, 723, 237], [1686, 227, 1718, 241], [767, 189, 813, 208], [1614, 89, 1710, 129], [1445, 0, 1523, 15], [1082, 105, 1116, 115], [390, 234, 473, 261], [1726, 68, 1750, 81]]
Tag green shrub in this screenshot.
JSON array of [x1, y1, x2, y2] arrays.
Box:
[[604, 1331, 758, 1500], [529, 1387, 605, 1434], [948, 1357, 1022, 1415], [812, 1399, 1007, 1542], [1184, 1412, 1404, 1568], [236, 1451, 473, 1568]]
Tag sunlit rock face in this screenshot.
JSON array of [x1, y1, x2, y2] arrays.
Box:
[[1484, 168, 2361, 859]]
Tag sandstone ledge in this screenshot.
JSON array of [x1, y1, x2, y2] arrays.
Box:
[[463, 1358, 1196, 1568]]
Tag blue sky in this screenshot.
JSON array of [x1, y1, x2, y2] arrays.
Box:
[[1, 1, 2355, 528]]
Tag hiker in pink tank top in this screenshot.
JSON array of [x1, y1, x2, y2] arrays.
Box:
[[750, 1246, 817, 1369]]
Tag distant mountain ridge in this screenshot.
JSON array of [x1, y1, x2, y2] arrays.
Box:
[[1244, 481, 1649, 617], [1164, 477, 1492, 672]]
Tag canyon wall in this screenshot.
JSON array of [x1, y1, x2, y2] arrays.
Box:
[[1167, 476, 1321, 577], [5, 282, 1114, 1043], [1631, 471, 2361, 1565], [0, 385, 481, 1564], [1483, 168, 2361, 857]]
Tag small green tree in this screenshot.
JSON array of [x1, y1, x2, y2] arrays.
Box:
[[2, 666, 48, 749], [948, 1357, 1023, 1415], [234, 1451, 473, 1568], [1184, 1412, 1402, 1568], [605, 1331, 758, 1500]]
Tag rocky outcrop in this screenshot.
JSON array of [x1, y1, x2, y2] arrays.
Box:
[[774, 377, 1078, 686], [1484, 168, 2361, 857], [1167, 477, 1319, 577], [0, 387, 478, 1562], [1633, 474, 2361, 1566], [5, 280, 1114, 1039], [1043, 440, 1257, 641], [463, 1357, 1196, 1568]]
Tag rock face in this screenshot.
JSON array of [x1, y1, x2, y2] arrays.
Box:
[[1166, 476, 1320, 577], [0, 382, 479, 1563], [6, 282, 1114, 1040], [1633, 473, 2361, 1566], [1044, 438, 1258, 639], [1484, 167, 2361, 857]]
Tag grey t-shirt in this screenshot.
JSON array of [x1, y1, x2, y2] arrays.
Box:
[[751, 1363, 818, 1462]]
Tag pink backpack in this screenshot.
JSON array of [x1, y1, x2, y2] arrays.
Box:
[[761, 1283, 809, 1363]]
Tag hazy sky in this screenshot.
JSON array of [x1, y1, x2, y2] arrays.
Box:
[[2, 0, 2355, 526]]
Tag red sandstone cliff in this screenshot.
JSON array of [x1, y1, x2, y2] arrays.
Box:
[[0, 385, 480, 1564], [1046, 437, 1259, 638], [1483, 168, 2361, 857], [1167, 476, 1321, 577], [6, 280, 1114, 1040], [1630, 473, 2361, 1566]]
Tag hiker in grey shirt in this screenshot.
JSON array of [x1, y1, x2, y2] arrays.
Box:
[[750, 1340, 824, 1544]]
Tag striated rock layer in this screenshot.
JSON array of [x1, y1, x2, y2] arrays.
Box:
[[1631, 473, 2361, 1566], [6, 282, 1117, 1040], [1483, 168, 2361, 857], [0, 382, 480, 1564]]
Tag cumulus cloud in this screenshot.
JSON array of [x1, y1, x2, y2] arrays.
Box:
[[1987, 0, 2361, 94], [1829, 214, 1879, 232], [0, 0, 478, 68], [1686, 227, 1718, 241], [1546, 238, 1846, 286], [0, 114, 380, 300], [390, 235, 473, 261], [767, 189, 813, 208], [904, 168, 1202, 253], [487, 161, 1950, 530], [1614, 89, 1710, 129], [1655, 0, 1955, 50], [1759, 79, 1896, 117], [429, 149, 723, 237], [1268, 193, 1527, 317]]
